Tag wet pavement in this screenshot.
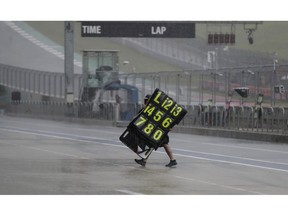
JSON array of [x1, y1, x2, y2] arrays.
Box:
[[1, 115, 288, 195]]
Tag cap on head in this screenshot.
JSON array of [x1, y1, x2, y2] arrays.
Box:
[[144, 94, 151, 104]]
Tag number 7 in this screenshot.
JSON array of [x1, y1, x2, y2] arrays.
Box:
[[135, 116, 147, 126]]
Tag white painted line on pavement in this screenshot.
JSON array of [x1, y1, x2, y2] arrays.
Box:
[[173, 147, 288, 166], [115, 189, 144, 195], [1, 127, 288, 175], [171, 138, 288, 154], [0, 127, 265, 195]]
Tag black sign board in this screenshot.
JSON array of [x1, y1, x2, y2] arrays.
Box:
[[81, 21, 195, 38], [234, 87, 249, 98], [120, 88, 187, 158]]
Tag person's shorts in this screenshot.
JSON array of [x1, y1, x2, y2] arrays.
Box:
[[158, 135, 169, 148]]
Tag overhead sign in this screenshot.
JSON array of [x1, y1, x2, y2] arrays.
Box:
[[81, 21, 195, 38]]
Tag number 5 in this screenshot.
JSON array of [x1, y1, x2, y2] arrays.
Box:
[[153, 110, 164, 122]]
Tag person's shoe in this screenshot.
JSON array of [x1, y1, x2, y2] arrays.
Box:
[[135, 158, 146, 167], [165, 160, 177, 167]]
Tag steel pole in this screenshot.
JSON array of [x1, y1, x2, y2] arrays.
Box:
[[64, 21, 74, 103]]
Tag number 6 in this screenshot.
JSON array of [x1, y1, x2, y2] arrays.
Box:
[[162, 117, 172, 128]]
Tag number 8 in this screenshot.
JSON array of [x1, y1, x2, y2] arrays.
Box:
[[143, 123, 154, 135]]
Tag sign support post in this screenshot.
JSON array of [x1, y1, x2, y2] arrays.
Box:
[[64, 21, 74, 103]]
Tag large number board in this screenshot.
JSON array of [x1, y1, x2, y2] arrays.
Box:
[[131, 88, 187, 149]]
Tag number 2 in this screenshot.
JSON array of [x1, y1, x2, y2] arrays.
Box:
[[161, 98, 173, 110]]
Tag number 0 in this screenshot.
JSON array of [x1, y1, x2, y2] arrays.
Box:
[[153, 129, 163, 141]]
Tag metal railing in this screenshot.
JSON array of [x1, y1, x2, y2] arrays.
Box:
[[5, 101, 140, 122], [4, 101, 288, 135], [119, 64, 288, 107], [0, 64, 83, 100], [180, 104, 288, 134], [2, 63, 288, 107]]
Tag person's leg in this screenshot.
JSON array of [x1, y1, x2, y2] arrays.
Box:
[[134, 141, 147, 167], [163, 144, 175, 161], [135, 147, 150, 167], [163, 144, 177, 167]]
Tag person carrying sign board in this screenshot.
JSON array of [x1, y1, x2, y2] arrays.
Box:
[[119, 89, 187, 168], [134, 94, 177, 167]]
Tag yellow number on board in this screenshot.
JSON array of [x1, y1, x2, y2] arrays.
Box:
[[153, 129, 163, 141], [143, 123, 154, 135], [135, 116, 147, 126], [153, 110, 164, 122]]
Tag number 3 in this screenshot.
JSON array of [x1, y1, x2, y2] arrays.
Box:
[[172, 106, 183, 117]]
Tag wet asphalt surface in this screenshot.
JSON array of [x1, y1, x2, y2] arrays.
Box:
[[1, 115, 288, 195]]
